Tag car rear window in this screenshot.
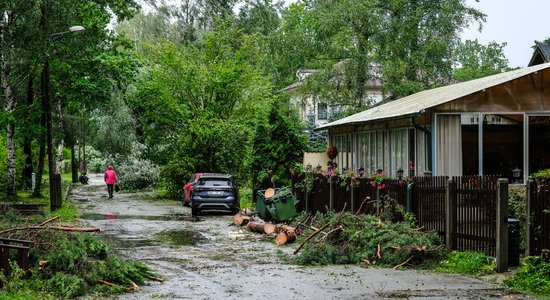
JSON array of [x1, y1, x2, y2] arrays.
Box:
[[198, 178, 230, 187]]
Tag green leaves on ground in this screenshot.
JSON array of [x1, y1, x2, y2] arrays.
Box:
[[505, 254, 550, 297], [0, 232, 158, 299], [436, 251, 496, 276], [292, 211, 446, 267]]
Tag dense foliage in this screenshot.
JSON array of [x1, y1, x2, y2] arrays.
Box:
[[0, 0, 511, 203]]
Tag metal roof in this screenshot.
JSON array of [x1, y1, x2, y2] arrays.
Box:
[[316, 62, 550, 130]]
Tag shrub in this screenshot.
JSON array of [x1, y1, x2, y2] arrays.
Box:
[[530, 169, 550, 182], [508, 186, 527, 251], [84, 146, 107, 173], [116, 142, 160, 191]]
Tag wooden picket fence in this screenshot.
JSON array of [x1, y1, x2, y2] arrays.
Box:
[[526, 180, 550, 256], [292, 174, 505, 257], [291, 173, 407, 216]]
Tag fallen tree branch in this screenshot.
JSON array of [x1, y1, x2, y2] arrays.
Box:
[[144, 275, 164, 282], [296, 213, 312, 230], [293, 222, 331, 255], [393, 256, 414, 270], [355, 196, 370, 216], [127, 280, 139, 292], [37, 215, 61, 227], [0, 225, 101, 235], [318, 225, 343, 243], [98, 279, 115, 287]]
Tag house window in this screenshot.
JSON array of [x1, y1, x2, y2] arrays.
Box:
[[390, 129, 408, 177], [332, 133, 353, 170], [318, 102, 328, 120]]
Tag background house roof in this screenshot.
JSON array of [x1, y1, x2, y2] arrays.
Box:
[[528, 41, 550, 66], [316, 62, 550, 130]]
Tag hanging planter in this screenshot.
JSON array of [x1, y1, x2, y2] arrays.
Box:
[[326, 145, 338, 160]]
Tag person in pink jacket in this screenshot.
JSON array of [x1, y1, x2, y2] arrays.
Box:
[[104, 165, 118, 199]]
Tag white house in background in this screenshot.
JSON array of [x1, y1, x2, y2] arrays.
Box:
[[280, 62, 384, 128]]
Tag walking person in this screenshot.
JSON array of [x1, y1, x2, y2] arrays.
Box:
[[104, 164, 118, 199]]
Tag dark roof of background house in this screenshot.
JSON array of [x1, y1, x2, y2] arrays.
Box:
[[528, 41, 550, 66]]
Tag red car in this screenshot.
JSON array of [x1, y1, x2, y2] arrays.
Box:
[[182, 173, 203, 206]]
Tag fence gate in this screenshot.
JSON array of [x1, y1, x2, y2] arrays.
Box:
[[411, 176, 447, 241], [453, 176, 499, 256]]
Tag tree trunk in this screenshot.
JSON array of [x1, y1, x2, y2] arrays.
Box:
[[43, 59, 58, 207], [55, 97, 64, 174], [246, 221, 276, 235], [33, 97, 46, 197], [22, 76, 35, 190], [71, 143, 78, 183], [2, 58, 17, 199]]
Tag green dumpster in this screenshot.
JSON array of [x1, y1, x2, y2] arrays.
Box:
[[255, 189, 273, 219], [262, 187, 299, 222]]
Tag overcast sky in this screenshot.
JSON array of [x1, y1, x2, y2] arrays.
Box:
[[461, 0, 549, 68], [282, 0, 550, 68]]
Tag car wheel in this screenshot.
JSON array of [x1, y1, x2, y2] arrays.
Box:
[[191, 207, 199, 216]]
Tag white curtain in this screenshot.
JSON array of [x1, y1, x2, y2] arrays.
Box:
[[436, 115, 463, 176]]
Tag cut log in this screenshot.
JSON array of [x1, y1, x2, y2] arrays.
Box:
[[232, 213, 251, 226], [275, 231, 296, 246], [246, 221, 276, 234], [276, 224, 298, 235]]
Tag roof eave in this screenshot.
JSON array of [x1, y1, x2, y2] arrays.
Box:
[[314, 112, 421, 131]]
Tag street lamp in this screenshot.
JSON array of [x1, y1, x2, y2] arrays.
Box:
[[512, 167, 522, 183], [396, 168, 404, 180], [43, 25, 85, 211]]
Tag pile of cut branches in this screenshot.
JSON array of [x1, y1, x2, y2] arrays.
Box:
[[290, 209, 447, 269], [0, 215, 161, 299]]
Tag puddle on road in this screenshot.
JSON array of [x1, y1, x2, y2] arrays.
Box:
[[79, 213, 187, 221], [156, 230, 207, 246]]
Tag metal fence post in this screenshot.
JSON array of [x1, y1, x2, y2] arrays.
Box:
[[350, 185, 355, 213], [329, 176, 334, 211], [496, 178, 509, 273], [407, 182, 414, 213], [445, 179, 457, 250], [525, 179, 535, 256]]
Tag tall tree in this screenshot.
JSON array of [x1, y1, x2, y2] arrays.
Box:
[[453, 39, 511, 81], [280, 0, 486, 109], [1, 0, 42, 198]]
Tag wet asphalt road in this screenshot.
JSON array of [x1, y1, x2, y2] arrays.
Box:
[[71, 174, 533, 300]]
